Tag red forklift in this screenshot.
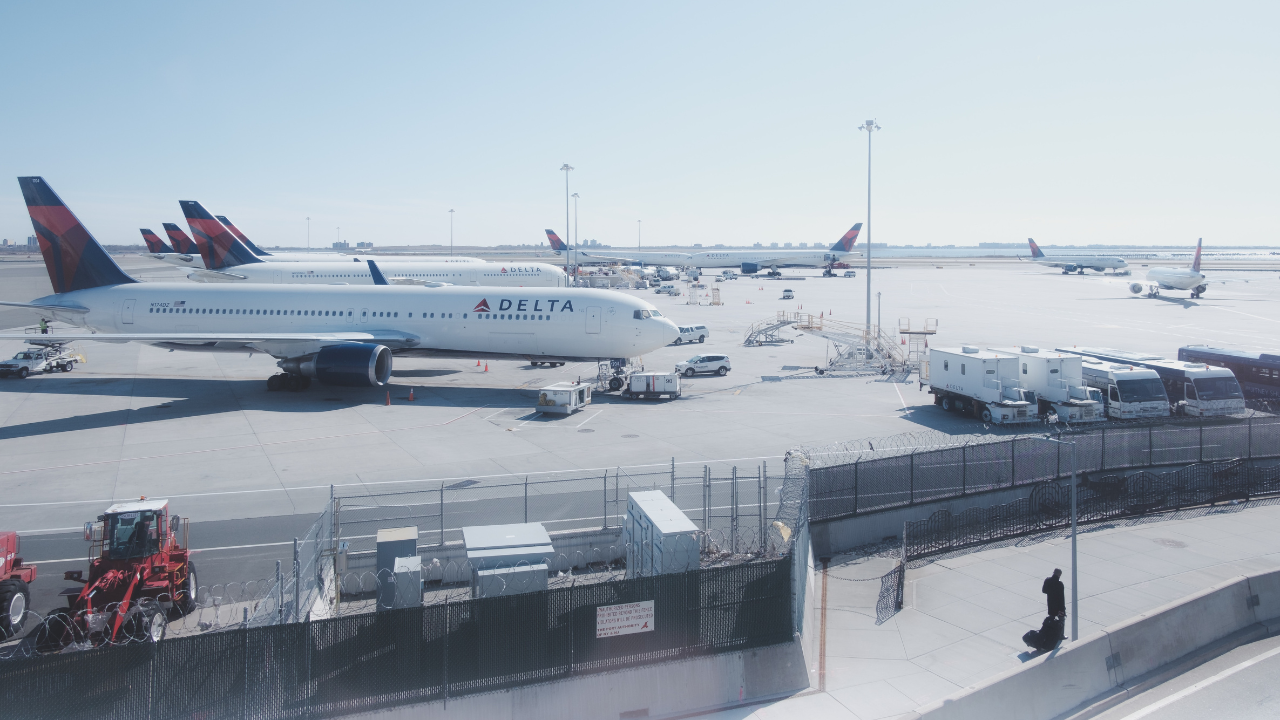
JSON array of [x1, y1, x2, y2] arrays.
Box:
[[40, 498, 197, 651], [0, 530, 37, 639]]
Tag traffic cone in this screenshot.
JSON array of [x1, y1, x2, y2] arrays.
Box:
[[484, 363, 489, 372], [409, 388, 415, 401], [385, 391, 391, 406], [901, 337, 906, 345], [476, 360, 482, 366]]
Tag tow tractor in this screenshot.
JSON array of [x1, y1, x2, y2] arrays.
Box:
[[39, 498, 196, 651], [0, 531, 37, 639], [0, 340, 85, 378]]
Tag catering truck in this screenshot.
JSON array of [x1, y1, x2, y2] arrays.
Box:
[[1077, 357, 1171, 420], [988, 346, 1104, 423], [1064, 347, 1246, 417], [924, 346, 1038, 424]]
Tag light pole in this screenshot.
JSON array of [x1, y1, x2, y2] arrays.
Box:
[[858, 119, 881, 337], [560, 164, 573, 278], [449, 209, 454, 256], [1040, 435, 1079, 641], [571, 193, 579, 273], [876, 291, 881, 334], [637, 220, 642, 251], [306, 217, 310, 252]]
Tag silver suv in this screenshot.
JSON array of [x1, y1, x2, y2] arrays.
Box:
[[675, 354, 731, 377]]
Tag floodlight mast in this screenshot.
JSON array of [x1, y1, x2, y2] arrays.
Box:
[[858, 119, 881, 336], [560, 164, 574, 277]]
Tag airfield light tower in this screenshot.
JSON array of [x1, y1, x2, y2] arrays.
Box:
[[859, 119, 881, 335], [561, 164, 574, 277], [572, 192, 580, 272]]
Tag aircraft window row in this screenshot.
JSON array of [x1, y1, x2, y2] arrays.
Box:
[[473, 313, 551, 321], [150, 307, 351, 316]]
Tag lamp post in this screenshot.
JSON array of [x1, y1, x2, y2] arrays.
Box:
[[560, 164, 574, 278], [306, 217, 310, 252], [858, 119, 881, 338], [1040, 435, 1079, 641], [637, 219, 642, 251], [571, 193, 579, 273], [876, 291, 881, 334], [449, 209, 454, 256]]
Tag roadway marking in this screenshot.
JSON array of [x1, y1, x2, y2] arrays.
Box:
[[1118, 643, 1280, 719], [0, 405, 490, 478], [575, 410, 603, 428]]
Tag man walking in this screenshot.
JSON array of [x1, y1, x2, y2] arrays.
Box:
[[1043, 568, 1066, 618], [39, 318, 48, 335]]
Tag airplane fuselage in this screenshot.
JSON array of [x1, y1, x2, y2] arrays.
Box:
[[1146, 267, 1207, 291], [188, 261, 566, 287], [690, 250, 859, 269], [1033, 255, 1128, 272], [246, 252, 485, 264]]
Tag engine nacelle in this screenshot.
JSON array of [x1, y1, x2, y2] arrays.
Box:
[[740, 262, 761, 274], [1063, 264, 1078, 273], [278, 343, 392, 387], [1128, 283, 1145, 295], [1194, 284, 1207, 295]]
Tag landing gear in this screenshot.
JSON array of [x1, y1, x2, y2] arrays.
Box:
[[267, 374, 310, 392]]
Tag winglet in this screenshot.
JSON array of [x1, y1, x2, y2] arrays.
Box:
[[829, 223, 862, 252], [19, 177, 136, 293], [545, 229, 567, 252], [180, 201, 263, 269], [140, 228, 174, 254], [1028, 238, 1046, 259], [1192, 238, 1202, 273], [367, 259, 389, 285], [216, 215, 272, 256]]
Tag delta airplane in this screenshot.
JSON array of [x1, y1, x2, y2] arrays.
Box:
[[1127, 238, 1224, 299], [0, 177, 678, 392], [181, 201, 566, 288], [1026, 239, 1128, 274], [139, 227, 202, 268], [545, 230, 690, 267], [217, 215, 485, 265]]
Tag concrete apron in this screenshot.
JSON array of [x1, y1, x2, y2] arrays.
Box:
[[900, 567, 1280, 720]]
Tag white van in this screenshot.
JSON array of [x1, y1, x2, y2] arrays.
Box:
[[673, 325, 709, 345], [781, 289, 795, 299]]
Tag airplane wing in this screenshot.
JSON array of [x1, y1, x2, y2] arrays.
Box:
[[0, 331, 421, 350], [186, 269, 248, 281], [0, 301, 91, 315], [386, 277, 453, 287]]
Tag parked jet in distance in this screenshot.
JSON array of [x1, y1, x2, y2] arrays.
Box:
[[1, 177, 678, 392], [1128, 238, 1225, 299], [140, 228, 175, 254], [547, 230, 691, 267], [182, 201, 565, 287], [140, 227, 201, 268], [215, 215, 485, 264], [1026, 239, 1128, 274]]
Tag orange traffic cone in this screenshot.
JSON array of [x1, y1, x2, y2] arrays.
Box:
[[484, 363, 489, 372], [476, 360, 482, 366], [901, 337, 906, 345], [385, 391, 391, 406], [409, 388, 415, 401]]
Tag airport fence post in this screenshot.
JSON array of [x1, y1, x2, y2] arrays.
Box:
[[909, 451, 915, 504], [603, 471, 609, 529], [1010, 439, 1015, 487], [1101, 426, 1107, 470], [757, 466, 764, 554], [1056, 437, 1062, 480], [524, 476, 529, 524], [1149, 424, 1154, 464], [293, 537, 300, 621], [763, 459, 769, 518], [959, 445, 965, 496], [731, 466, 738, 555], [702, 466, 710, 552], [671, 457, 676, 502], [615, 468, 620, 527], [1199, 421, 1204, 463], [276, 560, 283, 620], [1248, 417, 1253, 459]]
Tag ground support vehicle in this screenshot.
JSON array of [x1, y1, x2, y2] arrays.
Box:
[[535, 382, 592, 414], [781, 289, 795, 299], [621, 372, 681, 400], [673, 325, 709, 345], [1178, 346, 1280, 400], [41, 499, 196, 651], [1066, 347, 1246, 417], [0, 342, 84, 378], [924, 347, 1038, 424], [675, 354, 731, 377], [1077, 357, 1171, 420], [0, 531, 37, 639], [989, 347, 1104, 423]]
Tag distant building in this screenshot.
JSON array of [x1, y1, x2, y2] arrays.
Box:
[[693, 243, 702, 248], [28, 235, 38, 247], [770, 242, 778, 248], [714, 244, 724, 248], [799, 243, 808, 248], [753, 242, 762, 248], [332, 241, 350, 250], [783, 242, 792, 248], [356, 241, 373, 249]]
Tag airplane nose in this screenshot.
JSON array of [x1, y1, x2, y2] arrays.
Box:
[[661, 319, 679, 344]]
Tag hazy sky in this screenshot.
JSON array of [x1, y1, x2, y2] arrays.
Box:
[[1, 2, 1275, 249]]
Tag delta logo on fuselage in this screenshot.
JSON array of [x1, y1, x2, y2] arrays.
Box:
[[473, 298, 575, 313]]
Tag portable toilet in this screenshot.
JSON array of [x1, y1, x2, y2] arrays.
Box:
[[624, 491, 700, 579]]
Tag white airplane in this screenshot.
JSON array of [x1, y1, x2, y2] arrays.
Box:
[[545, 230, 690, 267], [182, 202, 566, 287], [2, 177, 678, 391], [1026, 239, 1128, 274], [214, 215, 486, 265], [1127, 238, 1221, 299]]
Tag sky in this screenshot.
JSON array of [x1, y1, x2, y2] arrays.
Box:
[[0, 2, 1276, 249]]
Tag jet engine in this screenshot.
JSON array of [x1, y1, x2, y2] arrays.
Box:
[[278, 343, 393, 387], [740, 262, 761, 275], [1194, 285, 1207, 295], [1128, 283, 1145, 295]]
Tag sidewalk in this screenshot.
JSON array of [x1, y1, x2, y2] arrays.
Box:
[[700, 498, 1280, 720]]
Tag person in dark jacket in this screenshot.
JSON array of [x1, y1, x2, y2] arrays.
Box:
[[1043, 568, 1066, 618]]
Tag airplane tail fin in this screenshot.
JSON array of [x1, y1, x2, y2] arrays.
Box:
[[367, 260, 389, 286], [140, 228, 175, 254], [1028, 239, 1046, 258], [19, 177, 136, 293], [545, 229, 567, 252], [829, 223, 862, 252], [216, 215, 271, 256], [1191, 238, 1202, 272], [162, 223, 200, 256], [181, 201, 264, 270]]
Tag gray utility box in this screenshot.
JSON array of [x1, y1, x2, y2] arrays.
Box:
[[375, 526, 418, 610], [463, 523, 554, 597], [624, 491, 700, 579], [389, 556, 423, 609]]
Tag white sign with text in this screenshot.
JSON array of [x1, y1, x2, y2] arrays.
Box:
[[596, 600, 655, 638]]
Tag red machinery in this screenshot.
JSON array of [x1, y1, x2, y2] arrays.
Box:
[[0, 531, 37, 639], [42, 498, 197, 650]]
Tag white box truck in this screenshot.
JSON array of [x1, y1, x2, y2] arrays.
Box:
[[988, 347, 1104, 423], [1075, 357, 1171, 419], [1062, 347, 1246, 417], [925, 347, 1038, 424], [621, 372, 681, 400]]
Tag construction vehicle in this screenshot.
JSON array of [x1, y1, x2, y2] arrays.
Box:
[[0, 531, 37, 639], [40, 498, 196, 651], [924, 347, 1039, 424], [0, 341, 84, 378]]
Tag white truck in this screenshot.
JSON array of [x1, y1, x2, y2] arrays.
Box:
[[0, 343, 83, 379], [1063, 347, 1246, 417], [924, 347, 1039, 424], [621, 372, 681, 400], [1076, 357, 1171, 420], [988, 347, 1104, 423]]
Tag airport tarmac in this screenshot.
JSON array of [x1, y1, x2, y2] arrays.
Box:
[[1, 254, 1277, 614]]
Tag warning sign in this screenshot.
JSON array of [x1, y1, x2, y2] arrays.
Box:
[[596, 600, 655, 638]]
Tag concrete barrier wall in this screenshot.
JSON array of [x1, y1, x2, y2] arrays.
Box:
[[906, 569, 1280, 720], [346, 636, 810, 720]]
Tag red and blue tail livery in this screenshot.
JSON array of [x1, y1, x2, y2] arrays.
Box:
[[1191, 237, 1203, 273], [545, 229, 567, 252], [140, 228, 175, 254], [19, 177, 136, 293], [162, 223, 200, 255], [216, 215, 272, 257], [181, 201, 263, 270], [1027, 238, 1046, 259], [829, 223, 862, 252]]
